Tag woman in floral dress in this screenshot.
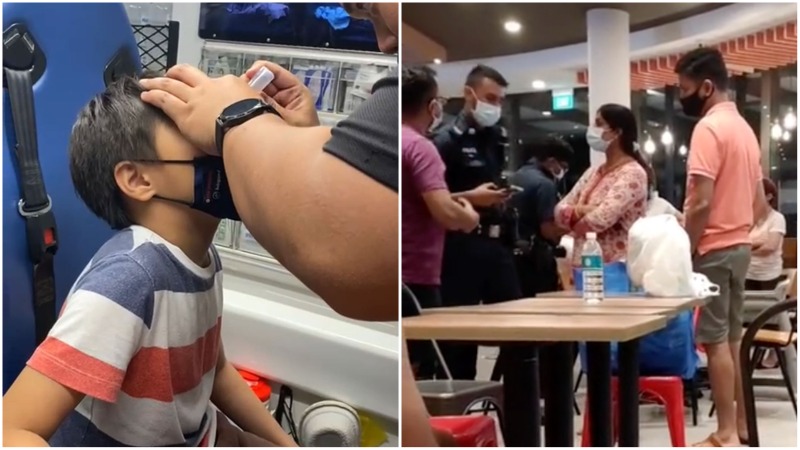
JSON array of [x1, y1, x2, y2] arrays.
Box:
[[555, 104, 651, 266]]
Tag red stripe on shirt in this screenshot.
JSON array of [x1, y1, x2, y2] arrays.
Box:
[[121, 318, 221, 402], [28, 337, 126, 403]]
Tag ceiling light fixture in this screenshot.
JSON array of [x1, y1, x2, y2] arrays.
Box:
[[643, 137, 656, 155], [678, 144, 688, 156], [783, 109, 796, 130], [542, 111, 552, 117], [661, 128, 673, 146], [433, 58, 442, 65], [771, 122, 783, 140], [504, 20, 521, 33], [782, 130, 791, 142], [532, 80, 546, 90]]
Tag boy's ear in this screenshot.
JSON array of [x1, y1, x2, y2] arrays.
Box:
[[114, 161, 156, 202]]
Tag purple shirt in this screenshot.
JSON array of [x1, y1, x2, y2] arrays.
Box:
[[402, 125, 447, 286]]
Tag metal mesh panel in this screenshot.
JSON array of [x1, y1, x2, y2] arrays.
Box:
[[132, 21, 178, 73]]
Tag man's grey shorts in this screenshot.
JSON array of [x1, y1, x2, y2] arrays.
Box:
[[694, 244, 752, 344]]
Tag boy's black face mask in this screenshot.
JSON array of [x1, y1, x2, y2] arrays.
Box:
[[135, 156, 241, 221]]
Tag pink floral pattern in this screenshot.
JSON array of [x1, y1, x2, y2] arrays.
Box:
[[555, 161, 648, 266]]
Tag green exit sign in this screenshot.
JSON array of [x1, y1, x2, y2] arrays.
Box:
[[552, 93, 574, 111]]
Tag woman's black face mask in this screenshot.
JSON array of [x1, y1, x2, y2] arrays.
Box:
[[136, 157, 240, 221]]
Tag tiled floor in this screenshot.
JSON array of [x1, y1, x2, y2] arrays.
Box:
[[475, 347, 797, 447]]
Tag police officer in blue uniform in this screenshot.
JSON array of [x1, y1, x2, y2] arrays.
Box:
[[510, 136, 573, 297], [431, 65, 522, 380]]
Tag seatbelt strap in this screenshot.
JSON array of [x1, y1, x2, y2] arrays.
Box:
[[4, 67, 59, 344]]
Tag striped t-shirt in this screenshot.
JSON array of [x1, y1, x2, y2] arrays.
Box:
[[28, 225, 223, 446]]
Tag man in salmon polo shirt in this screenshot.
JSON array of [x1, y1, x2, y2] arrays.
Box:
[[676, 47, 768, 447]]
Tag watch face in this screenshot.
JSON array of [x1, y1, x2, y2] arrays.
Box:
[[223, 98, 262, 118]]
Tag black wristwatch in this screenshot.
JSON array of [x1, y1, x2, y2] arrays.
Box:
[[215, 98, 280, 156]]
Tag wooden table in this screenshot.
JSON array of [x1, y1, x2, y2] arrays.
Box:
[[405, 313, 667, 341], [537, 291, 708, 309], [425, 301, 682, 318], [404, 313, 668, 447]]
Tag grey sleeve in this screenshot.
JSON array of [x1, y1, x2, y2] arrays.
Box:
[[323, 76, 398, 192]]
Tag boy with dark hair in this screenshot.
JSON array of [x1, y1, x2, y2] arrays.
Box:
[[675, 46, 767, 447], [511, 136, 573, 296], [2, 76, 295, 447]]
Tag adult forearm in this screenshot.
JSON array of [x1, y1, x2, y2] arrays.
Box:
[[223, 115, 398, 321], [2, 429, 49, 447], [401, 342, 438, 447], [751, 246, 772, 257], [752, 182, 769, 226], [684, 200, 711, 254], [433, 202, 473, 231], [451, 189, 490, 208], [211, 363, 296, 447], [540, 221, 568, 243]]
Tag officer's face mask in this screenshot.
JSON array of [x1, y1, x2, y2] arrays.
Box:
[[428, 98, 443, 132], [137, 157, 241, 221], [679, 80, 714, 118], [586, 126, 615, 153], [468, 88, 501, 128]]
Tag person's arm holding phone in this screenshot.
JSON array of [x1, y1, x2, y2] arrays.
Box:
[[406, 137, 479, 232], [452, 183, 511, 207]]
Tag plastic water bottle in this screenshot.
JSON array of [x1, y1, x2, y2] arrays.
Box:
[[582, 232, 604, 303]]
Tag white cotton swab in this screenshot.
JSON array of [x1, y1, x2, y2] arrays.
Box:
[[248, 67, 274, 92]]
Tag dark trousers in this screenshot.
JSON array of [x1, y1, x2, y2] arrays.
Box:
[[402, 284, 442, 379], [514, 250, 560, 298], [440, 234, 522, 380]]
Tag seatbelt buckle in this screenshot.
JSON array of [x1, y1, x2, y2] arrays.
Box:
[[18, 196, 58, 263]]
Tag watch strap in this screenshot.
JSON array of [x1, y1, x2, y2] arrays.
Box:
[[216, 99, 280, 156]]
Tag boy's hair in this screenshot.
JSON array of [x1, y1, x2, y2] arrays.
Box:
[[69, 73, 173, 230], [674, 46, 729, 91], [521, 135, 574, 164]]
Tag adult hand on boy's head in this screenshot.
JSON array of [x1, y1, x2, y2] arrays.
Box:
[[139, 64, 262, 154], [242, 61, 320, 127]]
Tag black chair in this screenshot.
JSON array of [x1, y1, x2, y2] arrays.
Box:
[[709, 299, 797, 421], [402, 285, 506, 437], [740, 299, 797, 447]]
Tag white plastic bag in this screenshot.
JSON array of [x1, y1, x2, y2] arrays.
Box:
[[627, 215, 720, 298]]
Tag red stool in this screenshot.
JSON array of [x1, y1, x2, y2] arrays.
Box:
[[430, 416, 499, 447], [581, 376, 686, 447]]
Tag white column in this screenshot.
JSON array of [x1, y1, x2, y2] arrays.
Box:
[[587, 9, 631, 167]]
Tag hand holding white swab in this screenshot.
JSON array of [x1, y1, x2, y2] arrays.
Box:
[[248, 67, 274, 92]]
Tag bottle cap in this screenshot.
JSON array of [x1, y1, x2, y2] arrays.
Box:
[[248, 66, 274, 92], [586, 232, 597, 240]]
